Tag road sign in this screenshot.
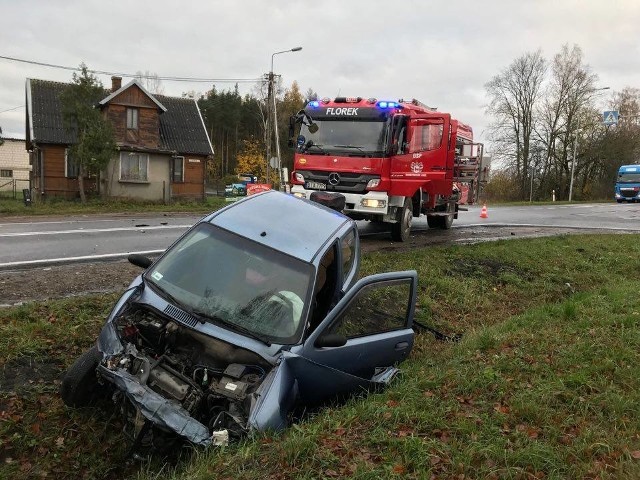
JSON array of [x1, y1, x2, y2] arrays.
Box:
[[603, 110, 619, 126], [269, 156, 278, 168]]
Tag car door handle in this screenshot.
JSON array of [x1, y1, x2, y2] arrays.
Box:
[[395, 341, 409, 351]]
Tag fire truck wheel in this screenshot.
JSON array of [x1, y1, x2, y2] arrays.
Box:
[[391, 199, 412, 242], [442, 203, 455, 229], [427, 203, 454, 229]]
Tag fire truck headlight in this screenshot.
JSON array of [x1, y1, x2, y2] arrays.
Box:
[[366, 179, 380, 189], [294, 173, 305, 182], [361, 199, 386, 209], [293, 192, 306, 199]]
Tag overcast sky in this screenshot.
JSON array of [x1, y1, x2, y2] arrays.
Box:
[[1, 0, 638, 148]]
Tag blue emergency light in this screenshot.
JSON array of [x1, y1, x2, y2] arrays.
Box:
[[308, 101, 320, 108], [377, 101, 398, 109]]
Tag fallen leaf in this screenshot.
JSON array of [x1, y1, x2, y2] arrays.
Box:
[[30, 423, 41, 435], [392, 464, 406, 474], [55, 437, 64, 448], [631, 450, 640, 459]]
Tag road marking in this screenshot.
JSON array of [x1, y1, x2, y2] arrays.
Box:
[[0, 219, 121, 227], [0, 250, 165, 269], [0, 224, 192, 238]]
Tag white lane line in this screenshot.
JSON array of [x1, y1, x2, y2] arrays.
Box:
[[0, 250, 165, 269], [0, 224, 192, 238], [0, 219, 121, 227]]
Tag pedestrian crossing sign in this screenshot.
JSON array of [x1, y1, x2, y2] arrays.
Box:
[[603, 110, 619, 125]]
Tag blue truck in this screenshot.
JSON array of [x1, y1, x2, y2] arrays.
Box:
[[615, 165, 640, 203]]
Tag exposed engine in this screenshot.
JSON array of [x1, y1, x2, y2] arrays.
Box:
[[101, 305, 271, 446]]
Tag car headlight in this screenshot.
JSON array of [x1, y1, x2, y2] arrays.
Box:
[[366, 179, 380, 188], [293, 192, 306, 199], [295, 173, 305, 182]]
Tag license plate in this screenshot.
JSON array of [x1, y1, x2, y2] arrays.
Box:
[[306, 181, 326, 190]]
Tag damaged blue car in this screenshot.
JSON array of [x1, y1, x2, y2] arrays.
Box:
[[61, 191, 417, 450]]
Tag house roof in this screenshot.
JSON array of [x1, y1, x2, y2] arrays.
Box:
[[98, 79, 167, 112], [26, 78, 213, 156], [155, 95, 213, 156], [26, 79, 77, 145]]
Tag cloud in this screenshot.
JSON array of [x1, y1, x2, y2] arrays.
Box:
[[1, 0, 638, 146]]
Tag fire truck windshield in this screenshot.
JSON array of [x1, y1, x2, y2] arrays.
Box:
[[299, 119, 387, 156]]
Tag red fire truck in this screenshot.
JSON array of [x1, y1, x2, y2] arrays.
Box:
[[289, 97, 484, 241]]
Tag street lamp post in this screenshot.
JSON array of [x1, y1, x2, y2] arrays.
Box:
[[268, 47, 302, 188]]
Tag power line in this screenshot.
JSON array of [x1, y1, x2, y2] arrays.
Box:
[[0, 54, 264, 84]]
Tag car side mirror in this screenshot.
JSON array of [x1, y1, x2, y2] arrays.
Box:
[[315, 333, 347, 348], [128, 254, 152, 269]]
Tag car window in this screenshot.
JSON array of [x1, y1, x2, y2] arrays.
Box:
[[327, 280, 411, 339], [340, 229, 356, 284], [308, 245, 339, 335]]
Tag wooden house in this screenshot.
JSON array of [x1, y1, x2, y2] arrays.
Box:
[[25, 76, 213, 201]]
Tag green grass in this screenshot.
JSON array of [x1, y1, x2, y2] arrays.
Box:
[[0, 195, 227, 216], [2, 234, 640, 479]]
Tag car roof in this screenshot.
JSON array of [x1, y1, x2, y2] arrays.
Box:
[[206, 191, 351, 263]]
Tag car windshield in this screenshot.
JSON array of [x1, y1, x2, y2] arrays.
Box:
[[618, 173, 640, 183], [299, 118, 387, 156], [145, 223, 313, 345]]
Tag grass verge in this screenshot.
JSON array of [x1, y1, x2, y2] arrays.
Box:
[[1, 234, 639, 479], [0, 196, 228, 217]]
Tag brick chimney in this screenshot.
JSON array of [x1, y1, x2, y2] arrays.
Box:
[[111, 76, 122, 92]]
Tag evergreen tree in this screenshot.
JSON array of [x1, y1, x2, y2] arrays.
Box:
[[60, 63, 116, 202]]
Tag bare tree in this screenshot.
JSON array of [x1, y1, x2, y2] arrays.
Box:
[[485, 50, 546, 198], [535, 45, 598, 198], [135, 71, 165, 95]]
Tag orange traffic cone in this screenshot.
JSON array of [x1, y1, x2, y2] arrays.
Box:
[[480, 204, 488, 219]]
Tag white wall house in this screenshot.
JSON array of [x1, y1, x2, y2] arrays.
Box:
[[0, 138, 30, 192]]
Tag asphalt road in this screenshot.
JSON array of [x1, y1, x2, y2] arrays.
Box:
[[1, 203, 639, 269]]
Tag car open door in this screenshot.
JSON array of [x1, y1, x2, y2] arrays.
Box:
[[293, 271, 417, 402]]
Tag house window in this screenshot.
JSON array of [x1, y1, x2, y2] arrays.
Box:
[[0, 169, 12, 178], [120, 152, 149, 181], [65, 149, 80, 178], [127, 108, 139, 130], [172, 156, 184, 183]]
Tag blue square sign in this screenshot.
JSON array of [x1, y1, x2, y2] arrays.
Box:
[[603, 110, 619, 125]]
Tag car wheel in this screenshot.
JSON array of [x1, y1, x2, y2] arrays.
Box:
[[616, 199, 623, 203], [60, 345, 102, 408], [391, 199, 412, 242]]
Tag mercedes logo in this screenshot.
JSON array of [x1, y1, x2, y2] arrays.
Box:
[[328, 172, 341, 186]]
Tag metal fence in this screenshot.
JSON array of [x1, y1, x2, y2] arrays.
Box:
[[0, 179, 30, 199]]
